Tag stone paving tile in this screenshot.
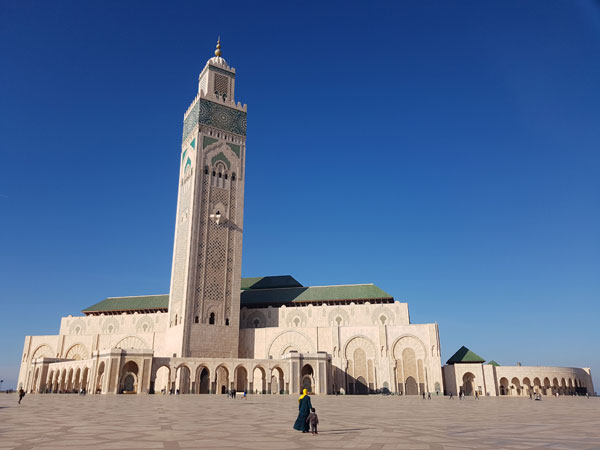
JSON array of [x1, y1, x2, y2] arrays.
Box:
[[1, 394, 599, 449]]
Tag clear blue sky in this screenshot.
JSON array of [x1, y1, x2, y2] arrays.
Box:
[[1, 1, 599, 391]]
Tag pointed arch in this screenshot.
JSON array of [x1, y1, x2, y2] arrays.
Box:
[[31, 344, 54, 360], [65, 343, 89, 360], [114, 336, 149, 350]]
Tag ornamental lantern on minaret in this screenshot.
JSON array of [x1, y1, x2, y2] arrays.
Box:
[[165, 40, 247, 358]]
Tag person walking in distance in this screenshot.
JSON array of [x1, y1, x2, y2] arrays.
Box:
[[293, 389, 313, 433], [18, 388, 25, 404]]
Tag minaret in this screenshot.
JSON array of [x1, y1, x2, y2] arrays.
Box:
[[164, 40, 247, 358]]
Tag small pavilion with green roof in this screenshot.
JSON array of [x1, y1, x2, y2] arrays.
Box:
[[445, 346, 486, 365]]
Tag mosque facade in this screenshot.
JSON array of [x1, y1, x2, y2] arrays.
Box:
[[17, 42, 594, 398]]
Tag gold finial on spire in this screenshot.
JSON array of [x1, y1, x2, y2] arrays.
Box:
[[215, 37, 222, 57]]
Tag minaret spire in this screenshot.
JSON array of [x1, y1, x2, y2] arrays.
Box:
[[215, 37, 222, 57]]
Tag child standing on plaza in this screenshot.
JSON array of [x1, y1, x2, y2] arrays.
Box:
[[306, 408, 319, 435]]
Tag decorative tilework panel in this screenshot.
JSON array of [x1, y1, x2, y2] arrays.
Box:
[[182, 101, 199, 142], [203, 136, 218, 149], [227, 143, 241, 158], [211, 152, 231, 170], [183, 99, 246, 141], [198, 99, 246, 136]]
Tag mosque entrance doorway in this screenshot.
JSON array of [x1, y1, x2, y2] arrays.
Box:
[[301, 364, 314, 393], [462, 372, 475, 396], [271, 367, 284, 394], [216, 366, 229, 394], [121, 361, 139, 394], [123, 375, 135, 392], [405, 376, 418, 395], [356, 376, 368, 395], [235, 366, 248, 392], [198, 368, 210, 394], [499, 377, 509, 395]]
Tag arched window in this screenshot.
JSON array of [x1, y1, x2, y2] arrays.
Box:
[[194, 316, 199, 324], [209, 313, 215, 325], [211, 163, 228, 188], [231, 173, 236, 181], [225, 318, 230, 326]]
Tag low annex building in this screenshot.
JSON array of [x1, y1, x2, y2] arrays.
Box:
[[442, 346, 594, 397], [17, 41, 594, 398]]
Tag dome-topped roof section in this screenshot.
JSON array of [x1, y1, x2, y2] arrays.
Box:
[[208, 55, 229, 67], [207, 38, 230, 69]]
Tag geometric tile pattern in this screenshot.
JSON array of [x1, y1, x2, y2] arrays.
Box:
[[2, 394, 599, 450], [183, 99, 247, 142]]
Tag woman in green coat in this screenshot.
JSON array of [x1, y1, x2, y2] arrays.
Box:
[[293, 388, 312, 432]]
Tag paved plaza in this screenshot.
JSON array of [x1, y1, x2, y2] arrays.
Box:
[[1, 394, 599, 450]]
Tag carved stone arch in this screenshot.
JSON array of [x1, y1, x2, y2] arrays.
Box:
[[31, 344, 54, 360], [175, 362, 192, 373], [214, 160, 227, 172], [65, 343, 89, 360], [343, 335, 377, 361], [327, 307, 350, 326], [102, 317, 120, 334], [205, 141, 239, 166], [269, 363, 288, 377], [370, 305, 396, 325], [268, 330, 315, 359], [214, 364, 231, 394], [69, 318, 87, 335], [285, 308, 307, 327], [213, 363, 231, 379], [114, 336, 149, 350], [136, 317, 154, 333], [251, 363, 267, 377], [391, 335, 428, 362], [245, 310, 267, 328], [195, 363, 210, 378], [205, 308, 218, 324], [234, 362, 251, 374]]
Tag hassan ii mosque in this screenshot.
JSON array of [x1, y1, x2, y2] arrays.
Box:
[[18, 41, 594, 398]]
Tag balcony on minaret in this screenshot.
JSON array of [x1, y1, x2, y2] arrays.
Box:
[[197, 39, 237, 105]]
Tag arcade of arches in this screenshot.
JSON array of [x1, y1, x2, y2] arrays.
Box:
[[443, 362, 593, 397]]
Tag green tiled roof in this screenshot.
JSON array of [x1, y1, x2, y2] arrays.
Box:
[[240, 284, 393, 307], [487, 360, 501, 367], [446, 346, 486, 365], [82, 278, 393, 314], [82, 295, 169, 313], [241, 275, 302, 290]]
